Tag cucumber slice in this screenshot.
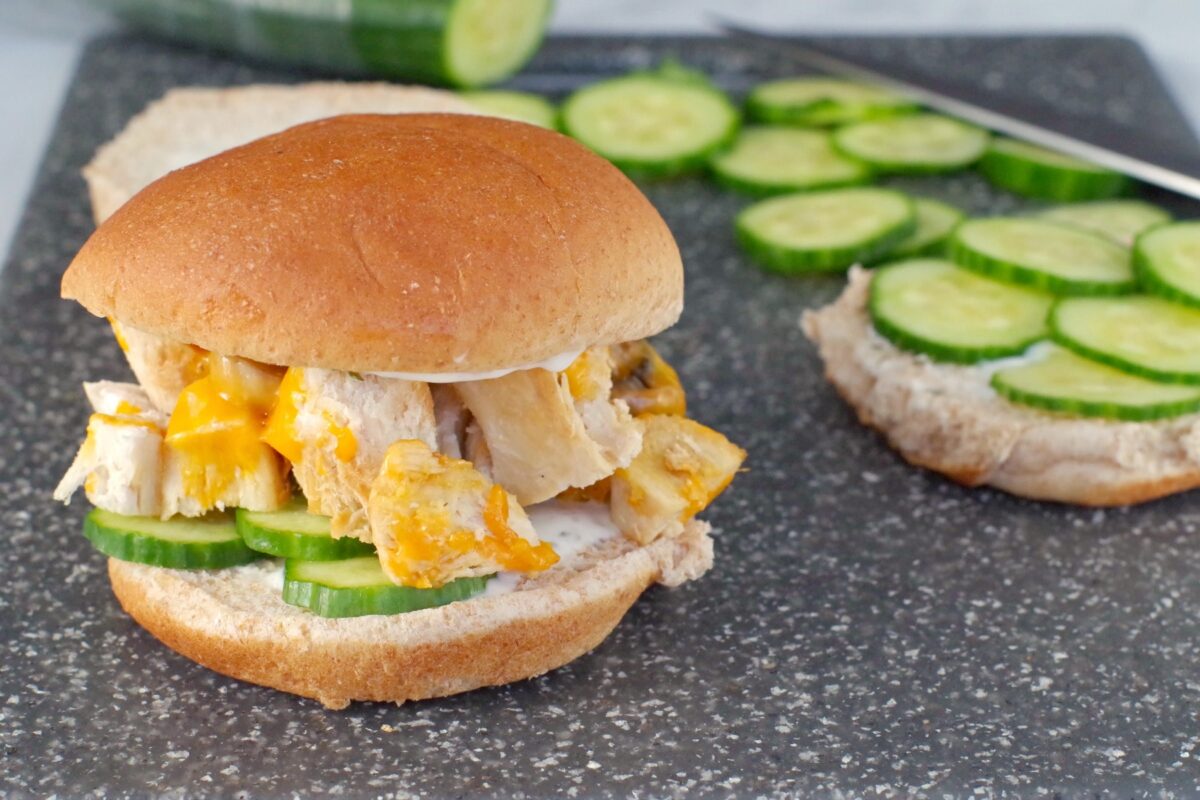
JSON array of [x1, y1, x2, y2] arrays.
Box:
[[708, 127, 871, 196], [561, 69, 739, 178], [736, 187, 916, 273], [990, 344, 1200, 421], [1050, 295, 1200, 384], [745, 78, 917, 127], [950, 217, 1135, 295], [832, 113, 989, 174], [283, 557, 490, 618], [870, 259, 1053, 363], [84, 508, 261, 569], [1038, 200, 1171, 245], [460, 90, 558, 129], [979, 138, 1130, 201], [883, 198, 965, 259], [1134, 222, 1200, 308], [236, 499, 375, 561]]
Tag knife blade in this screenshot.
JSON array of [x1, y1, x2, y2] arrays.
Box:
[[715, 20, 1200, 201]]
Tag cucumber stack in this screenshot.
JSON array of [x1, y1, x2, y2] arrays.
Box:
[[81, 498, 491, 618], [866, 219, 1200, 421]]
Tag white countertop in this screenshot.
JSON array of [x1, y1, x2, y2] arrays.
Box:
[[2, 0, 1198, 264]]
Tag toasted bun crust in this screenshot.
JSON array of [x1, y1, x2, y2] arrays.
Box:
[[802, 267, 1200, 506], [64, 113, 683, 373], [107, 521, 713, 708]]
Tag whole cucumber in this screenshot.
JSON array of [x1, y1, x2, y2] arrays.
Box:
[[101, 0, 553, 87]]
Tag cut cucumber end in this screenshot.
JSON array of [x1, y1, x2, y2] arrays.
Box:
[[562, 72, 739, 178], [84, 508, 262, 569], [990, 344, 1200, 421], [950, 217, 1135, 295], [443, 0, 552, 87], [736, 187, 916, 273], [832, 113, 989, 174], [979, 138, 1129, 202], [283, 557, 491, 618], [870, 259, 1053, 363]]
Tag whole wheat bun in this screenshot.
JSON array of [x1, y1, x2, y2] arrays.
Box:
[[803, 267, 1200, 505], [83, 83, 480, 225], [63, 113, 683, 374], [108, 520, 713, 709]]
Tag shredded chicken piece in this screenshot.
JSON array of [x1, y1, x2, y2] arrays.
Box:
[[54, 381, 166, 516]]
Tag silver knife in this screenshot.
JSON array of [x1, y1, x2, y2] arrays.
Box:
[[715, 20, 1200, 201]]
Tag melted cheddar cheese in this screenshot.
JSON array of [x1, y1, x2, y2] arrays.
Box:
[[164, 356, 284, 508], [369, 440, 557, 588]]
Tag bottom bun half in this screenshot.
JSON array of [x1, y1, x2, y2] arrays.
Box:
[[107, 521, 713, 709], [802, 266, 1200, 506]]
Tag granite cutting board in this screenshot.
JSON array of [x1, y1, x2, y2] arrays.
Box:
[[3, 33, 1200, 798]]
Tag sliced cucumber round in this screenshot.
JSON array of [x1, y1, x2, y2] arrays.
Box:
[[1038, 200, 1171, 246], [1134, 222, 1200, 308], [950, 217, 1134, 295], [236, 500, 375, 561], [979, 138, 1130, 201], [283, 556, 490, 618], [441, 0, 553, 88], [709, 127, 871, 196], [745, 77, 917, 127], [460, 90, 558, 129], [561, 70, 739, 178], [84, 509, 262, 569], [883, 198, 965, 260], [1050, 295, 1200, 385], [870, 259, 1053, 363], [990, 344, 1200, 421], [736, 187, 916, 273], [832, 113, 989, 173]]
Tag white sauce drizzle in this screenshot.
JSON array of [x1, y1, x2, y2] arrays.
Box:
[[367, 348, 583, 384], [241, 560, 285, 592], [482, 500, 622, 598]]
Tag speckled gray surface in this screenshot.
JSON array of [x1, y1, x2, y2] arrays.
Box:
[[3, 33, 1200, 798]]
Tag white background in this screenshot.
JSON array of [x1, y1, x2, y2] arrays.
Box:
[[2, 0, 1199, 264]]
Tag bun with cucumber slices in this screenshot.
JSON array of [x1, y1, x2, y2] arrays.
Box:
[[54, 111, 745, 708], [804, 261, 1200, 506]]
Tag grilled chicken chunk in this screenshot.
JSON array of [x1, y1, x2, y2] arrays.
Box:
[[159, 356, 290, 516], [263, 368, 437, 540], [454, 347, 641, 505], [54, 381, 167, 516], [109, 320, 207, 413], [610, 415, 746, 544], [368, 439, 557, 588]]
